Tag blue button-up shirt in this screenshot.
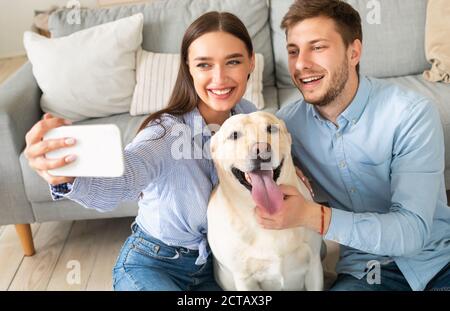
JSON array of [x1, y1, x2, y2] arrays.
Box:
[[277, 76, 450, 290], [51, 99, 256, 265]]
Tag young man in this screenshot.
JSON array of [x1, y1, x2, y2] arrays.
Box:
[[255, 0, 450, 291]]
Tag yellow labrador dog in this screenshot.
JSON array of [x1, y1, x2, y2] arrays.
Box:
[[208, 111, 323, 291]]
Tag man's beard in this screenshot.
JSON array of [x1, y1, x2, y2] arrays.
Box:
[[296, 58, 349, 107]]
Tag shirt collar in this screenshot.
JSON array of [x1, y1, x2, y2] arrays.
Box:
[[309, 75, 371, 125], [340, 75, 371, 125]]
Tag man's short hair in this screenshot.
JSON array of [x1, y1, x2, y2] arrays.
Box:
[[281, 0, 362, 74]]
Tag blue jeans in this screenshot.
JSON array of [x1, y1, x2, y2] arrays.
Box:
[[330, 261, 450, 291], [112, 223, 222, 291]]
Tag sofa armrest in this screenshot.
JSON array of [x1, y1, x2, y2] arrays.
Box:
[[0, 61, 41, 225], [0, 62, 42, 152]]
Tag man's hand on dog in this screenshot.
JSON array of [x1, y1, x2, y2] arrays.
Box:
[[254, 185, 331, 234]]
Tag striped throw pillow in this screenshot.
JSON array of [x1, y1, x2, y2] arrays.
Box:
[[130, 49, 264, 116]]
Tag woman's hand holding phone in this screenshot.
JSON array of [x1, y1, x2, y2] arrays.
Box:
[[24, 113, 76, 185]]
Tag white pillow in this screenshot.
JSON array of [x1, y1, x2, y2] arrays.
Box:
[[130, 50, 264, 116], [23, 13, 144, 122]]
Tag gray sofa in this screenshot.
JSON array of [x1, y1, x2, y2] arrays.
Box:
[[1, 0, 448, 259]]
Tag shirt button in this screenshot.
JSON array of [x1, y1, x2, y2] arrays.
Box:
[[349, 188, 356, 193], [336, 132, 342, 138], [339, 161, 346, 168]]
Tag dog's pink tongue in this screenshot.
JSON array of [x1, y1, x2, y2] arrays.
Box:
[[249, 170, 283, 214]]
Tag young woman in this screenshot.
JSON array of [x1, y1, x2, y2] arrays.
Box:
[[24, 12, 257, 291], [25, 11, 313, 291]]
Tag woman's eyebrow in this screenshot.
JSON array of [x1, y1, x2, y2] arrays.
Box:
[[193, 53, 244, 61], [225, 53, 244, 59], [193, 56, 212, 61]]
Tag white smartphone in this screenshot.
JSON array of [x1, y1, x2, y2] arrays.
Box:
[[44, 124, 125, 177]]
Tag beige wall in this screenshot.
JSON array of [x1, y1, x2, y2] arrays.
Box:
[[0, 0, 97, 58]]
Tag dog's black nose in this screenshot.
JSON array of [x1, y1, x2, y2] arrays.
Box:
[[251, 142, 271, 162]]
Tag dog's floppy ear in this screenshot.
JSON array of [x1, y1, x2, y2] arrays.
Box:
[[277, 118, 292, 145], [209, 122, 222, 156], [286, 132, 292, 145]]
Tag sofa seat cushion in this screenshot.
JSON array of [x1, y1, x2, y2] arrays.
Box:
[[278, 87, 303, 109], [385, 75, 450, 187], [261, 86, 279, 114], [20, 113, 147, 203], [384, 75, 450, 127], [31, 199, 139, 223]]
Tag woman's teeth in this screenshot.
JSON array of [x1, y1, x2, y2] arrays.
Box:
[[210, 88, 232, 95]]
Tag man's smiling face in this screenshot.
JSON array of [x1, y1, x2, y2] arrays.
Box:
[[286, 16, 357, 107]]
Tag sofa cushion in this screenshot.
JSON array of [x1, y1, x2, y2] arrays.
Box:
[[20, 113, 147, 203], [130, 49, 179, 116], [423, 0, 450, 83], [261, 85, 279, 114], [24, 13, 144, 122], [48, 0, 275, 87], [31, 200, 138, 223], [270, 0, 430, 88], [278, 87, 302, 109]]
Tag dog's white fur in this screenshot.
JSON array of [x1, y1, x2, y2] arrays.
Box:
[[208, 111, 323, 291]]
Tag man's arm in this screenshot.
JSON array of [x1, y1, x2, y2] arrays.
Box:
[[324, 99, 443, 256], [258, 99, 443, 257]]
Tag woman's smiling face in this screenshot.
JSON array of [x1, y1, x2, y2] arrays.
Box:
[[187, 31, 255, 114]]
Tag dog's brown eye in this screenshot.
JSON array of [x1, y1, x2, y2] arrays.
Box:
[[228, 131, 241, 140], [267, 124, 279, 134]]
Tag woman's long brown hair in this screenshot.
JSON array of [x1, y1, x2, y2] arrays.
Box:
[[136, 11, 254, 135]]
